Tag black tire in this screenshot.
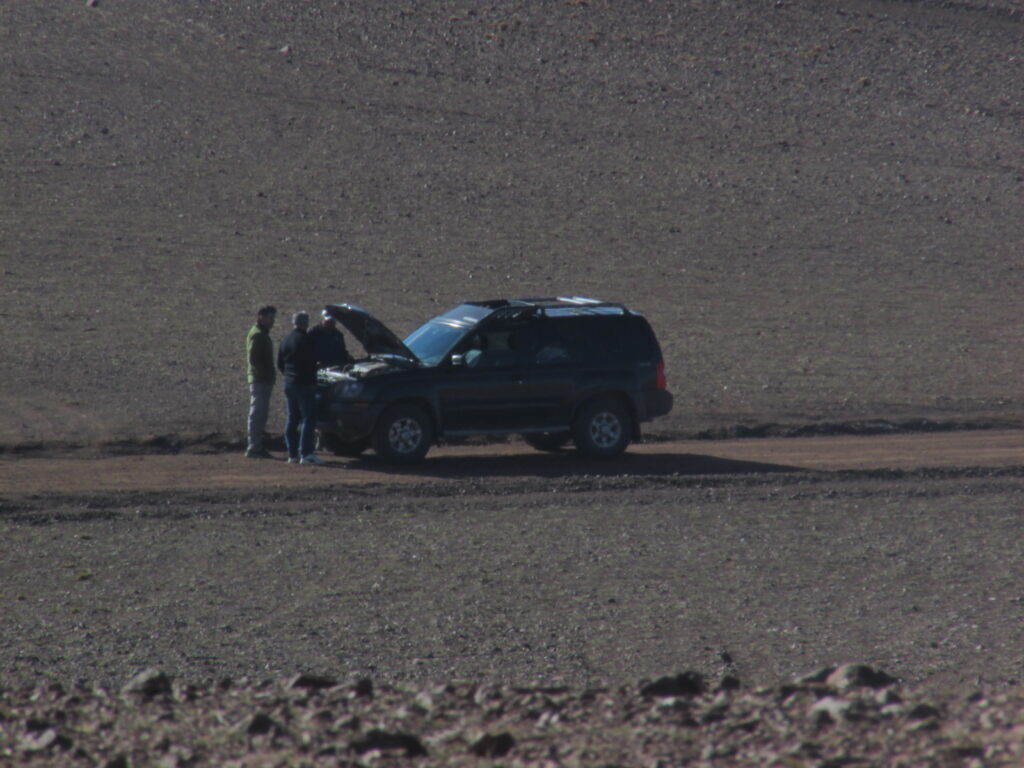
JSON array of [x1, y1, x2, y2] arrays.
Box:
[[523, 431, 571, 452], [372, 404, 433, 464], [318, 430, 369, 457], [572, 398, 632, 458]]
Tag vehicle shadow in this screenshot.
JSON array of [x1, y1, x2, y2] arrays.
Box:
[[342, 450, 798, 479]]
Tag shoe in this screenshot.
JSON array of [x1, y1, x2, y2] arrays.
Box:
[[245, 448, 273, 459], [299, 454, 325, 465], [287, 456, 299, 464]]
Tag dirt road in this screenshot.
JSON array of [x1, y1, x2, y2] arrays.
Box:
[[2, 430, 1021, 496]]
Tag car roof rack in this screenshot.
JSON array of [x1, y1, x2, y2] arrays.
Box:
[[507, 296, 633, 316], [537, 297, 630, 313], [464, 297, 636, 318]]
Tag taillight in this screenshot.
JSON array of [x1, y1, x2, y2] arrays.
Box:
[[655, 360, 667, 389]]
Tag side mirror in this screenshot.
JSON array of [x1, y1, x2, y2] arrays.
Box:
[[450, 353, 465, 368]]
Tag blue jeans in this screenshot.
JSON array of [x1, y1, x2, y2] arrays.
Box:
[[283, 380, 317, 458]]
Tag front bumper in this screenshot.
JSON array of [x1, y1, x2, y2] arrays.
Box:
[[319, 402, 379, 441], [316, 387, 381, 441]]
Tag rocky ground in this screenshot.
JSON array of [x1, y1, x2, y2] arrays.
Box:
[[4, 665, 1024, 767]]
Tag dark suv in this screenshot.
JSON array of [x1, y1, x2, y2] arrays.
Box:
[[316, 296, 672, 464]]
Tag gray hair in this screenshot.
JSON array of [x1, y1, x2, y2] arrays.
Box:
[[292, 311, 310, 329]]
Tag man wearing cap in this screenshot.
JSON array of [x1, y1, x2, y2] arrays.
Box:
[[308, 308, 353, 369], [245, 305, 277, 459], [276, 311, 324, 465]]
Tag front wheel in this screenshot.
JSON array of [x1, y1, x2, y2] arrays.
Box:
[[572, 398, 632, 458], [372, 404, 433, 464]]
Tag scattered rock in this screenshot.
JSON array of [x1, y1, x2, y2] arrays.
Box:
[[245, 712, 280, 736], [875, 688, 902, 706], [352, 677, 374, 698], [796, 667, 834, 685], [19, 728, 59, 753], [825, 664, 897, 692], [810, 696, 867, 724], [470, 731, 515, 757], [880, 703, 907, 718], [349, 729, 427, 757], [1, 674, 1022, 766], [122, 668, 172, 698], [413, 691, 435, 713], [719, 674, 742, 691], [473, 683, 503, 705], [907, 703, 942, 720], [641, 671, 705, 698], [288, 673, 337, 691]]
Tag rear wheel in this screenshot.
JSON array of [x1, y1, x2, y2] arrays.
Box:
[[523, 431, 571, 452], [572, 398, 632, 458], [372, 404, 433, 464]]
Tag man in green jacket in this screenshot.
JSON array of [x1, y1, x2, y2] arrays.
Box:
[[245, 305, 277, 458]]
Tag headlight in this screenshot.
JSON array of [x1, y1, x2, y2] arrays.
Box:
[[335, 380, 364, 399]]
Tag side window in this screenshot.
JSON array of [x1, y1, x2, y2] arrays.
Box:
[[533, 316, 657, 365], [535, 319, 588, 365], [464, 322, 532, 369], [535, 341, 571, 364]]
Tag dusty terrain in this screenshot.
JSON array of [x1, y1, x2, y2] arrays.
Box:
[[2, 0, 1024, 762], [2, 0, 1022, 448], [4, 431, 1024, 692]]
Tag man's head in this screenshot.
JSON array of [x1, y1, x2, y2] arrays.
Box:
[[320, 308, 336, 329], [293, 311, 310, 330], [256, 305, 276, 329]]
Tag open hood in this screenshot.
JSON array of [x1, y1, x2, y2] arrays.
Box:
[[323, 304, 418, 362]]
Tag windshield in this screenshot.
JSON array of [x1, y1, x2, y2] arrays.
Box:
[[403, 303, 492, 366], [403, 322, 465, 365]]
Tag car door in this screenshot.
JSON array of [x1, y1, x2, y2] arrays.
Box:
[[517, 316, 589, 429], [436, 318, 538, 433]]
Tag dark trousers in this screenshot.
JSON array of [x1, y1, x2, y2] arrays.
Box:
[[283, 379, 317, 458]]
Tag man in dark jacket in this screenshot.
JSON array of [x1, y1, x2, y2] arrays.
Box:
[[308, 309, 354, 369], [245, 305, 276, 458], [277, 311, 324, 464]]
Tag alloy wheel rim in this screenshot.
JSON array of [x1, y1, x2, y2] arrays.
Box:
[[589, 412, 621, 448], [389, 417, 423, 453]]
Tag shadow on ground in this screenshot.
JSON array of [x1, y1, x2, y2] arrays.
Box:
[[337, 450, 798, 479]]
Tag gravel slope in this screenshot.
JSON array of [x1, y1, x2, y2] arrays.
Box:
[[1, 0, 1022, 448], [4, 467, 1024, 692]]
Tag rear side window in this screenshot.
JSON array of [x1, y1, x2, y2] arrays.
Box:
[[533, 316, 660, 365]]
